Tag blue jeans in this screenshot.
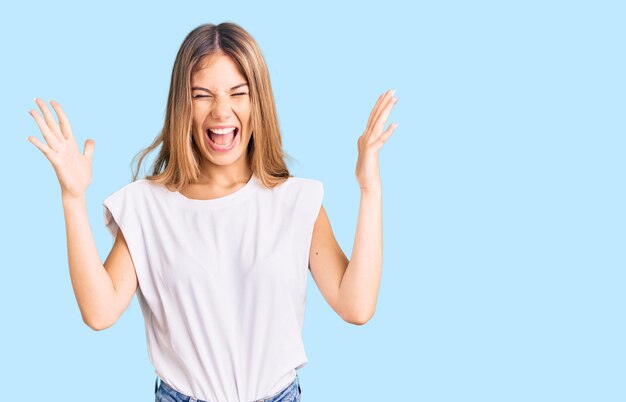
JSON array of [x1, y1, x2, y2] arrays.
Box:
[[154, 373, 302, 402]]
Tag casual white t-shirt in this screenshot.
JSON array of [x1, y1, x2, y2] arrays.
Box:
[[102, 173, 323, 402]]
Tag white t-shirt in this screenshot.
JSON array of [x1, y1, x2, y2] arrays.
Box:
[[102, 173, 323, 402]]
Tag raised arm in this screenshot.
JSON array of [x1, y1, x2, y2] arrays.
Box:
[[27, 98, 137, 330], [309, 89, 399, 325], [62, 195, 138, 330]]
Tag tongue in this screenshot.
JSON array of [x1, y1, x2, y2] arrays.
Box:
[[209, 129, 236, 145]]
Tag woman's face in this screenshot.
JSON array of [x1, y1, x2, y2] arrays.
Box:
[[190, 54, 252, 169]]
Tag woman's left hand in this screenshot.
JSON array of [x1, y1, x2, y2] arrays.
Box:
[[355, 89, 399, 192]]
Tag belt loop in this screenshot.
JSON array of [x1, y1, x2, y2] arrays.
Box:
[[154, 377, 160, 394]]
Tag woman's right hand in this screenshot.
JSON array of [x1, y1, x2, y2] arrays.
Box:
[[27, 98, 95, 200]]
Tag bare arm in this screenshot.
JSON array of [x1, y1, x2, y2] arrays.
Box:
[[309, 89, 398, 325], [337, 188, 382, 324], [27, 98, 136, 331], [309, 192, 382, 326], [63, 194, 137, 330]]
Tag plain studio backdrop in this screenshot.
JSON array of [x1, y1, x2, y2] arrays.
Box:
[[3, 0, 625, 401]]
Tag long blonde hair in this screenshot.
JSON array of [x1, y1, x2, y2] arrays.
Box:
[[130, 22, 295, 190]]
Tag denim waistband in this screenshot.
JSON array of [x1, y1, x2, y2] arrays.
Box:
[[154, 373, 301, 402]]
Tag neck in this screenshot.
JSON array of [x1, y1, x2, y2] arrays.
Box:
[[197, 162, 252, 187]]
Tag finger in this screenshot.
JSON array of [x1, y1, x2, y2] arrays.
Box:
[[84, 138, 95, 160], [370, 97, 398, 140], [28, 109, 61, 152], [366, 89, 396, 132], [365, 91, 387, 129], [376, 122, 399, 144], [27, 135, 56, 159], [34, 98, 64, 142], [371, 94, 398, 135], [50, 100, 75, 141]]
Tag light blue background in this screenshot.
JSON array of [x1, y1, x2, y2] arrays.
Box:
[[3, 0, 625, 401]]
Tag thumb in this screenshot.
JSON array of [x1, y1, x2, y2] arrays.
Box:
[[84, 139, 95, 160]]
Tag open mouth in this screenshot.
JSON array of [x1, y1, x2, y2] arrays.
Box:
[[207, 127, 239, 149]]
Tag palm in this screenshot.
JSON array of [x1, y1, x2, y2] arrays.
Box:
[[27, 99, 95, 198], [355, 89, 399, 191]]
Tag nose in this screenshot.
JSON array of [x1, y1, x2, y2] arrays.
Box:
[[211, 95, 233, 119]]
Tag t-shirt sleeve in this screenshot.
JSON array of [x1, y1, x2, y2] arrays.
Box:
[[101, 180, 159, 314], [101, 181, 151, 291], [102, 183, 135, 241], [103, 195, 120, 240], [301, 179, 324, 267], [307, 180, 324, 224]]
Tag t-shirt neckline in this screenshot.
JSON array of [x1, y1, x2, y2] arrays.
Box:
[[172, 173, 260, 207]]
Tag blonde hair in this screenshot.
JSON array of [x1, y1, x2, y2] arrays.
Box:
[[130, 22, 295, 190]]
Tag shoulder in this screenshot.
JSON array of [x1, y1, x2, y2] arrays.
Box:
[[273, 176, 324, 218], [280, 176, 324, 193], [272, 176, 324, 203], [102, 179, 159, 234], [103, 179, 154, 203]]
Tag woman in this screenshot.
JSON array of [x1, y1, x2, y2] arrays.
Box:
[[26, 22, 398, 402]]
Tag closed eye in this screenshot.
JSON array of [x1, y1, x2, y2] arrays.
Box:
[[192, 93, 248, 99]]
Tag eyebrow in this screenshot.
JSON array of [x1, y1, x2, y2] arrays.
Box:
[[191, 82, 249, 93]]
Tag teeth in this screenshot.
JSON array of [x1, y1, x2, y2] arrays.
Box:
[[208, 127, 236, 135]]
